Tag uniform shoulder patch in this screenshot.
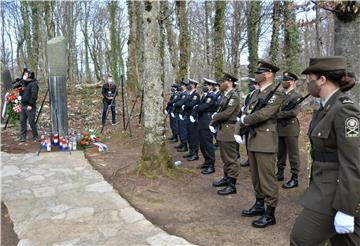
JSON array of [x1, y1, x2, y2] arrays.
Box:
[[193, 95, 198, 100], [206, 97, 212, 103], [345, 117, 359, 137], [181, 95, 185, 99], [228, 98, 235, 106], [340, 96, 353, 104], [268, 95, 277, 104]]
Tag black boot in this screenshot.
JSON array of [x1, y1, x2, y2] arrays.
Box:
[[282, 173, 298, 189], [212, 173, 229, 187], [177, 144, 188, 152], [197, 163, 209, 169], [201, 163, 215, 174], [167, 135, 176, 140], [276, 168, 284, 181], [252, 206, 276, 228], [175, 143, 183, 149], [240, 159, 250, 167], [170, 135, 178, 143], [217, 177, 236, 195], [183, 151, 193, 158], [241, 199, 265, 217], [187, 151, 199, 161]]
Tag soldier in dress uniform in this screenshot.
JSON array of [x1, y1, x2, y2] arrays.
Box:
[[290, 56, 360, 245], [239, 78, 259, 167], [210, 73, 241, 195], [192, 78, 218, 174], [182, 79, 200, 161], [173, 80, 189, 152], [275, 72, 301, 189], [166, 84, 180, 142], [235, 60, 282, 228]]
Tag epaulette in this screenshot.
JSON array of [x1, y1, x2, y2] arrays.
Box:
[[339, 96, 353, 104]]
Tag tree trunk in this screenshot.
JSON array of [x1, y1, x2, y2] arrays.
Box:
[[81, 2, 91, 83], [269, 1, 281, 64], [108, 1, 120, 85], [231, 1, 242, 79], [247, 1, 261, 77], [204, 1, 211, 77], [213, 1, 226, 81], [283, 0, 301, 74], [29, 1, 40, 73], [127, 0, 139, 91], [138, 0, 172, 178], [135, 1, 144, 87], [334, 1, 360, 102], [163, 1, 178, 79], [176, 1, 190, 82], [315, 3, 323, 56], [20, 1, 31, 68]]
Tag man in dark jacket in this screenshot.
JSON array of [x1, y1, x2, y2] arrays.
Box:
[[101, 74, 117, 126], [19, 70, 39, 142]]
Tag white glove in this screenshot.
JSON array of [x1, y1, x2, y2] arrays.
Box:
[[164, 109, 168, 114], [179, 114, 184, 120], [170, 112, 175, 118], [209, 125, 216, 133], [240, 114, 247, 124], [211, 112, 217, 119], [241, 106, 246, 113], [236, 117, 241, 122], [189, 115, 196, 123], [181, 105, 185, 110], [234, 134, 244, 144], [334, 211, 354, 234]]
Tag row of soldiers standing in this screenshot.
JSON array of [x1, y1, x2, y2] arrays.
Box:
[[165, 60, 304, 229]]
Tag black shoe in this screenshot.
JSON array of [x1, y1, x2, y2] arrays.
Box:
[[170, 138, 179, 143], [241, 199, 265, 217], [175, 143, 182, 149], [240, 159, 250, 167], [212, 175, 229, 187], [276, 168, 284, 181], [282, 174, 299, 189], [217, 177, 236, 195], [177, 146, 188, 152], [197, 163, 209, 169], [252, 206, 276, 228], [201, 165, 215, 174], [167, 135, 176, 140], [183, 152, 193, 158], [187, 155, 199, 161]]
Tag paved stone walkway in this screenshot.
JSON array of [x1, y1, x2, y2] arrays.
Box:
[[1, 151, 192, 246]]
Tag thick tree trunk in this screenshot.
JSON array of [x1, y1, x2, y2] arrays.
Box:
[[135, 1, 144, 87], [213, 1, 226, 81], [127, 0, 139, 91], [163, 1, 178, 79], [20, 1, 31, 68], [247, 1, 261, 77], [176, 1, 190, 82], [108, 1, 120, 84], [29, 1, 40, 73], [315, 3, 323, 56], [269, 1, 281, 64], [138, 0, 172, 177], [334, 1, 360, 102], [204, 1, 211, 78]]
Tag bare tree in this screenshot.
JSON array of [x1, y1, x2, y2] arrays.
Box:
[[213, 1, 226, 80], [247, 0, 261, 77], [269, 0, 282, 64], [176, 1, 190, 81], [127, 0, 139, 91]]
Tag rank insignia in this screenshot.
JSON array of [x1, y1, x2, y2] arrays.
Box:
[[268, 95, 276, 104], [228, 99, 235, 106], [193, 95, 198, 100], [345, 117, 359, 137]]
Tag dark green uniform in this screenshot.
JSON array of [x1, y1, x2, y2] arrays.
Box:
[[276, 89, 301, 180], [291, 90, 360, 245]]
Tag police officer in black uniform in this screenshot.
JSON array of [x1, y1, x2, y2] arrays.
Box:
[[166, 84, 180, 142], [183, 79, 200, 161], [173, 80, 189, 152], [101, 74, 117, 126], [192, 78, 218, 174], [19, 69, 39, 142]]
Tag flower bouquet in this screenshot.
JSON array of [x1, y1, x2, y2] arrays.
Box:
[[77, 127, 102, 149], [2, 87, 23, 124]]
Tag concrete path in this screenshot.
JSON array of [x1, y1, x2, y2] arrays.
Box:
[[1, 151, 192, 246]]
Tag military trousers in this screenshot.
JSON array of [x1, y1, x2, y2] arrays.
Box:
[[199, 129, 215, 165], [170, 114, 178, 136], [291, 208, 360, 246], [248, 151, 279, 207], [20, 105, 38, 138], [178, 115, 188, 144], [186, 119, 199, 154], [277, 136, 300, 174], [219, 141, 239, 179]]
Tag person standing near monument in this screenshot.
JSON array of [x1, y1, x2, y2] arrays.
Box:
[[19, 70, 39, 142], [101, 74, 117, 126]]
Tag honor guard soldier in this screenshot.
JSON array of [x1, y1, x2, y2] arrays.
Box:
[[275, 72, 301, 189], [210, 73, 241, 195], [173, 80, 189, 152], [291, 56, 360, 245], [182, 79, 200, 161], [192, 78, 217, 174], [166, 84, 180, 142], [236, 60, 282, 228], [238, 77, 259, 167], [101, 74, 117, 126]]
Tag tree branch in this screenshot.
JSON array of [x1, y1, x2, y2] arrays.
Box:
[[310, 0, 341, 14]]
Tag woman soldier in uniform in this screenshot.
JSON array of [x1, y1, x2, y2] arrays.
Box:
[[291, 56, 360, 245]]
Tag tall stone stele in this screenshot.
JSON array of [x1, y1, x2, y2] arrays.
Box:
[[47, 36, 68, 136]]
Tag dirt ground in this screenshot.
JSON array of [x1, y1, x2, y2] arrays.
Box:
[[1, 108, 312, 246]]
